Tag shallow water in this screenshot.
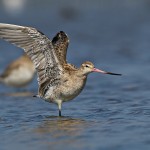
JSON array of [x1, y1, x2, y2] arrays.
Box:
[[0, 0, 150, 150]]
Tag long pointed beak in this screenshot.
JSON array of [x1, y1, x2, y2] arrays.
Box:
[[93, 68, 122, 76]]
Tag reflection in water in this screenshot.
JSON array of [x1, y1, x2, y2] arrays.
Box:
[[33, 117, 94, 149], [0, 92, 34, 97], [34, 116, 89, 137]]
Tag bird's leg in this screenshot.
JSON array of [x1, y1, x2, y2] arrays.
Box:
[[57, 100, 62, 117], [59, 109, 61, 117]]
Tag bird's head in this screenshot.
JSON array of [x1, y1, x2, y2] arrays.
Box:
[[80, 61, 121, 76], [81, 61, 95, 75]]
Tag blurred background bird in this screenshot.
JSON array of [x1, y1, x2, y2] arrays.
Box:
[[0, 53, 35, 87]]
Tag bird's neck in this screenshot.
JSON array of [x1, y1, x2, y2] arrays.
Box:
[[76, 68, 88, 78]]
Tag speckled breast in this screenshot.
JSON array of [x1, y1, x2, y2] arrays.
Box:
[[60, 77, 87, 102]]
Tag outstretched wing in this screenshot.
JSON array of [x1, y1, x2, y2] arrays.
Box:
[[52, 31, 69, 65], [0, 23, 63, 96]]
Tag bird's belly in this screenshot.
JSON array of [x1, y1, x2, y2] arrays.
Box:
[[43, 77, 87, 103], [61, 88, 83, 102], [44, 86, 84, 103]]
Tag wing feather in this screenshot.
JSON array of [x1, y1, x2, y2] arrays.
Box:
[[0, 23, 63, 97], [52, 31, 69, 65]]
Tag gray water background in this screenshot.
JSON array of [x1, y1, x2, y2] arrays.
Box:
[[0, 0, 150, 149]]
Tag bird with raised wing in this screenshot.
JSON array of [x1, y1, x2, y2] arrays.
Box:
[[0, 23, 121, 116], [0, 53, 35, 87]]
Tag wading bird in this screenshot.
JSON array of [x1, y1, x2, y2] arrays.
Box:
[[0, 23, 121, 116], [0, 53, 35, 87]]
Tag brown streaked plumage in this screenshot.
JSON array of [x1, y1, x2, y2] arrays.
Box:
[[0, 53, 35, 87], [0, 23, 121, 116]]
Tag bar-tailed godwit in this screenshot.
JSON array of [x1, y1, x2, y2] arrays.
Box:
[[0, 53, 35, 87], [0, 23, 121, 116]]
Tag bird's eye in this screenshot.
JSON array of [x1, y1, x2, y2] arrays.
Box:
[[85, 65, 89, 68]]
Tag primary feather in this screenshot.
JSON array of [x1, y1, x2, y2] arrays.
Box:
[[0, 23, 64, 97]]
